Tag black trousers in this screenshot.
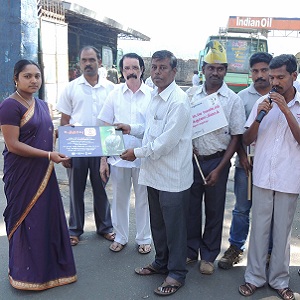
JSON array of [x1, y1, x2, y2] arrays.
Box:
[[187, 156, 230, 262], [147, 186, 190, 284], [68, 157, 113, 237]]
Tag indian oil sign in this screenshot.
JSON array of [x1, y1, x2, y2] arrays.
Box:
[[228, 16, 300, 30]]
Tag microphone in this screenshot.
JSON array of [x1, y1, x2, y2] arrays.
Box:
[[255, 87, 277, 123]]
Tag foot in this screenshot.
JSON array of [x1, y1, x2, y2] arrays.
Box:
[[70, 236, 79, 246], [138, 244, 151, 254], [135, 264, 160, 275], [103, 232, 115, 241], [186, 257, 198, 264], [275, 287, 295, 300], [218, 244, 243, 269], [109, 241, 125, 252], [239, 282, 257, 297], [154, 278, 182, 296], [199, 260, 214, 275]]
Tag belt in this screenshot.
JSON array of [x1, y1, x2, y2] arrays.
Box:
[[197, 150, 226, 162]]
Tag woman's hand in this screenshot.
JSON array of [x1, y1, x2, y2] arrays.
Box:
[[49, 152, 69, 164]]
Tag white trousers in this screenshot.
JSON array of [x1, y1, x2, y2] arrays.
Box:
[[244, 185, 298, 289], [110, 166, 152, 245]]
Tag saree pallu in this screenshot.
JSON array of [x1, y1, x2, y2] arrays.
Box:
[[1, 98, 77, 290]]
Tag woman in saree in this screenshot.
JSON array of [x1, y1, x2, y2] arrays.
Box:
[[0, 59, 77, 290]]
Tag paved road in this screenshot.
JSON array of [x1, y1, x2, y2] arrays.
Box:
[[0, 121, 300, 299]]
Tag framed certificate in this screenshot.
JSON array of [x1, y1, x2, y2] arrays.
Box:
[[58, 126, 125, 157]]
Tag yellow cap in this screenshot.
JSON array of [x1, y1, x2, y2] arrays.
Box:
[[204, 41, 227, 64]]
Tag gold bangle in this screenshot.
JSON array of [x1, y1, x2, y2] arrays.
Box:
[[48, 151, 51, 161]]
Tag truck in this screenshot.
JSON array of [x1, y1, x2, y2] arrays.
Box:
[[198, 28, 268, 93]]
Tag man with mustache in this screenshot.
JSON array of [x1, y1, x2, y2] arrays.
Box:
[[56, 46, 115, 246], [239, 54, 300, 300], [98, 53, 152, 254], [218, 52, 273, 270], [186, 41, 245, 275], [119, 50, 193, 296]]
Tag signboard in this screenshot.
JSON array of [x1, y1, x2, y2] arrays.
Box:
[[58, 126, 125, 157], [228, 16, 300, 31], [191, 93, 228, 139]]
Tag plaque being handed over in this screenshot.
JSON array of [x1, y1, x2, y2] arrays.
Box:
[[58, 126, 125, 157]]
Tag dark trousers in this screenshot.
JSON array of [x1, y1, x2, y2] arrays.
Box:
[[187, 156, 230, 262], [147, 186, 190, 285], [68, 157, 113, 237]]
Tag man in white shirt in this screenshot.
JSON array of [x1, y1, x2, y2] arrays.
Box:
[[293, 78, 300, 91], [56, 46, 115, 246], [98, 53, 152, 254], [239, 54, 300, 300], [144, 76, 155, 89], [186, 41, 245, 275], [218, 52, 273, 270], [192, 70, 200, 86], [119, 50, 193, 296]]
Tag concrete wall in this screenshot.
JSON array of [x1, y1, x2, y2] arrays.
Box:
[[0, 0, 39, 101], [143, 57, 198, 85]]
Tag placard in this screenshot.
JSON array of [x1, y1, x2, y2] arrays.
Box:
[[58, 126, 125, 157], [191, 92, 228, 139]]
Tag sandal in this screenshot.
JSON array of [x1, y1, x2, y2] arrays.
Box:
[[135, 264, 160, 275], [186, 257, 198, 264], [109, 242, 125, 252], [138, 244, 151, 254], [154, 280, 182, 296], [70, 236, 79, 246], [275, 287, 295, 300], [103, 232, 115, 241], [239, 282, 257, 297]]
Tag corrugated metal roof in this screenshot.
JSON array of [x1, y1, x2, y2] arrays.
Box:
[[62, 1, 150, 41]]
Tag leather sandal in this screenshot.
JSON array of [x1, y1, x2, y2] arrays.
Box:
[[154, 280, 182, 296], [275, 287, 295, 300], [138, 244, 151, 254], [70, 236, 79, 246], [135, 264, 160, 275], [102, 232, 115, 241], [186, 257, 198, 264], [109, 241, 125, 252], [239, 282, 257, 296]]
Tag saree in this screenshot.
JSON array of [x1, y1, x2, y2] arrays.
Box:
[[0, 98, 77, 290]]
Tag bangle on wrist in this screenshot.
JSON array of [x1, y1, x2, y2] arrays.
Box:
[[48, 151, 51, 161]]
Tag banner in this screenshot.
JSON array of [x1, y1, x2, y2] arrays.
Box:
[[191, 93, 228, 139]]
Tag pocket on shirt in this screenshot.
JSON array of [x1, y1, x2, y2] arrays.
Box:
[[148, 119, 164, 138]]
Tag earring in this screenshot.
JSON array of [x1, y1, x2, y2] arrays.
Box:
[[15, 82, 18, 88]]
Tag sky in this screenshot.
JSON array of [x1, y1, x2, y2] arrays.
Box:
[[71, 0, 300, 60]]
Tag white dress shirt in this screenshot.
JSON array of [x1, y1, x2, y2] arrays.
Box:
[[98, 82, 152, 168], [56, 75, 115, 126], [132, 81, 193, 193], [192, 82, 246, 155], [245, 91, 300, 194]]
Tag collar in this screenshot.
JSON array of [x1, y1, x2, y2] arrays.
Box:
[[78, 75, 107, 88], [152, 81, 177, 102], [248, 83, 264, 96], [195, 81, 229, 98], [121, 81, 149, 95], [289, 90, 300, 107]]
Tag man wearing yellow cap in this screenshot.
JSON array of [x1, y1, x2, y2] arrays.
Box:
[[186, 41, 246, 275]]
